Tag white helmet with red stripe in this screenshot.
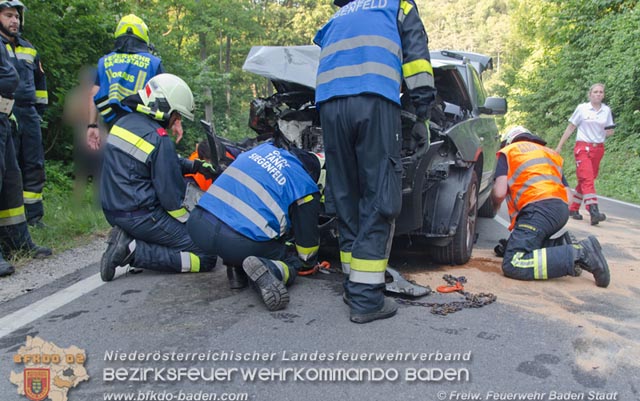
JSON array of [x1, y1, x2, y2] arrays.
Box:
[[139, 73, 195, 121]]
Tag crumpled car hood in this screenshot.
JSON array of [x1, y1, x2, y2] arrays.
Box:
[[242, 45, 320, 90]]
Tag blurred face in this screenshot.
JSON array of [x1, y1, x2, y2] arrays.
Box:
[[589, 85, 605, 106], [0, 7, 20, 36]]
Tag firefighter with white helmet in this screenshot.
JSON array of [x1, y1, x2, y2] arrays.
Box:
[[99, 73, 217, 281], [491, 125, 610, 287]]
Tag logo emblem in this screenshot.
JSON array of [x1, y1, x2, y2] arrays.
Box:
[[24, 368, 50, 401]]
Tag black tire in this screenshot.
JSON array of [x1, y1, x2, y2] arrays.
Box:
[[478, 193, 498, 218], [429, 170, 479, 265]]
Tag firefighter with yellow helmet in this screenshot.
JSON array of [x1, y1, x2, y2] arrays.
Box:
[[87, 14, 165, 150], [491, 125, 610, 287]]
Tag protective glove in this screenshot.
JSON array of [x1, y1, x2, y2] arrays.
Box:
[[494, 238, 508, 258], [8, 113, 18, 133], [192, 159, 216, 180], [411, 119, 430, 158]]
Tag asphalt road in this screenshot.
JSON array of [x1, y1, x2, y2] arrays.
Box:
[[1, 197, 638, 401]]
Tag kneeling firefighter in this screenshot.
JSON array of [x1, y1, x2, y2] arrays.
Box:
[[100, 73, 217, 281], [491, 126, 610, 287], [187, 142, 322, 311]]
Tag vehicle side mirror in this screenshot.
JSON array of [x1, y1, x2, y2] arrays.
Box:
[[479, 97, 507, 115]]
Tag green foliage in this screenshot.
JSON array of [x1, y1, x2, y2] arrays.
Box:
[[497, 0, 640, 204]]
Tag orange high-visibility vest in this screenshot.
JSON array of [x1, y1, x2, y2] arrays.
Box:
[[184, 151, 212, 191], [498, 142, 568, 230]]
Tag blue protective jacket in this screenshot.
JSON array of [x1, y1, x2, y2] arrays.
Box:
[[1, 35, 47, 113], [198, 143, 319, 242], [314, 0, 436, 117], [0, 41, 17, 98], [94, 38, 163, 124], [100, 112, 193, 223]]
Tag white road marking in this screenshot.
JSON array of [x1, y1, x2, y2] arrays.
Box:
[[495, 214, 510, 229], [598, 195, 640, 209], [0, 274, 104, 339]]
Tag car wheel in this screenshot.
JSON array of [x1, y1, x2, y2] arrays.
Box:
[[430, 170, 478, 265], [478, 194, 498, 218]]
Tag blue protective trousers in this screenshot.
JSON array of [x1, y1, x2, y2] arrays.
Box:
[[105, 208, 216, 273], [502, 199, 577, 280], [12, 105, 45, 223], [319, 95, 402, 313], [186, 206, 300, 285]]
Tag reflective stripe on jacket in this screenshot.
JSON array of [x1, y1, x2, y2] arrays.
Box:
[[94, 51, 162, 123], [198, 142, 319, 242], [498, 142, 569, 230]]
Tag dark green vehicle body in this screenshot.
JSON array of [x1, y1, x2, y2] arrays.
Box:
[[394, 51, 507, 264]]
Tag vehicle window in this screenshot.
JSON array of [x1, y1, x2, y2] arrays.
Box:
[[434, 68, 472, 113], [468, 66, 487, 108]]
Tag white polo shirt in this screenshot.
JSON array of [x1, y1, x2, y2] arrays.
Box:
[[568, 102, 614, 144]]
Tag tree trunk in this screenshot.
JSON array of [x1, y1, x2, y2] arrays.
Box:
[[199, 32, 213, 123]]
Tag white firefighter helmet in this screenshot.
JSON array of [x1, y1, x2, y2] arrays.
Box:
[[139, 73, 195, 121], [501, 125, 532, 146]]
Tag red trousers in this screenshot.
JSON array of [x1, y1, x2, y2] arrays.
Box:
[[569, 141, 605, 212]]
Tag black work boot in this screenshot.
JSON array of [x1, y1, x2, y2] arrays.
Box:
[[100, 226, 134, 282], [0, 222, 51, 259], [242, 256, 289, 311], [588, 204, 606, 226], [26, 245, 53, 259], [227, 265, 248, 289], [0, 256, 15, 277], [350, 297, 398, 324], [575, 236, 610, 288], [569, 210, 583, 220], [27, 218, 48, 229]]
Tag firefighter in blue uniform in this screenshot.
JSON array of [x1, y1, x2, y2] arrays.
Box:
[[0, 24, 50, 277], [314, 0, 436, 323], [87, 14, 165, 150], [187, 143, 321, 311], [99, 73, 217, 282], [0, 0, 48, 227]]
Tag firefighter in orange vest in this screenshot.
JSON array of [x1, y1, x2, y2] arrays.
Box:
[[491, 126, 610, 287]]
